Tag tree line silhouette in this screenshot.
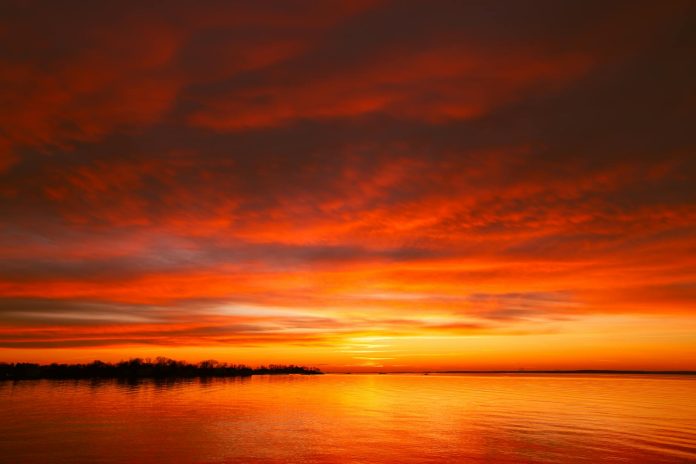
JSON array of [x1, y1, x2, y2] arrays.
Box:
[[0, 357, 322, 380]]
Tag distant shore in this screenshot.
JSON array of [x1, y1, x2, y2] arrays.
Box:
[[2, 362, 693, 380], [437, 370, 695, 375], [0, 358, 322, 380], [340, 370, 696, 376]]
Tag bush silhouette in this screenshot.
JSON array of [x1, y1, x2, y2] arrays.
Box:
[[0, 359, 322, 380]]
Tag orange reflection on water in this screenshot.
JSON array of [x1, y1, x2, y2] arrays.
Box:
[[1, 374, 695, 463]]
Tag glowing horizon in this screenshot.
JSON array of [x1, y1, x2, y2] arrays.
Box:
[[0, 1, 694, 371]]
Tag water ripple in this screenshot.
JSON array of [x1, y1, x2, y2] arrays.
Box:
[[1, 374, 694, 463]]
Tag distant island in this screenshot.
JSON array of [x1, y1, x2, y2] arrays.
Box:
[[0, 358, 322, 380], [415, 370, 696, 375]]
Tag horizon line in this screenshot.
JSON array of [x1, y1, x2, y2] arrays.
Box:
[[328, 369, 696, 375], [3, 360, 695, 376]]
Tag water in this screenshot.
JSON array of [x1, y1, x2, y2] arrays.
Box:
[[1, 374, 694, 463]]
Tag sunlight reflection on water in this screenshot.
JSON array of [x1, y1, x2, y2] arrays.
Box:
[[1, 374, 695, 463]]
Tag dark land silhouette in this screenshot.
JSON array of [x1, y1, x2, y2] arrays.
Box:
[[0, 358, 322, 380], [391, 370, 696, 376]]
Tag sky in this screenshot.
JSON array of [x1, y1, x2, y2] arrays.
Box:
[[0, 1, 694, 371]]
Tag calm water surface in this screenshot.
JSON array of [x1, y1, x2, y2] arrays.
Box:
[[1, 374, 694, 463]]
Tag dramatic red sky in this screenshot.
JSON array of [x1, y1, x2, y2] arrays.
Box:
[[1, 1, 694, 371]]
